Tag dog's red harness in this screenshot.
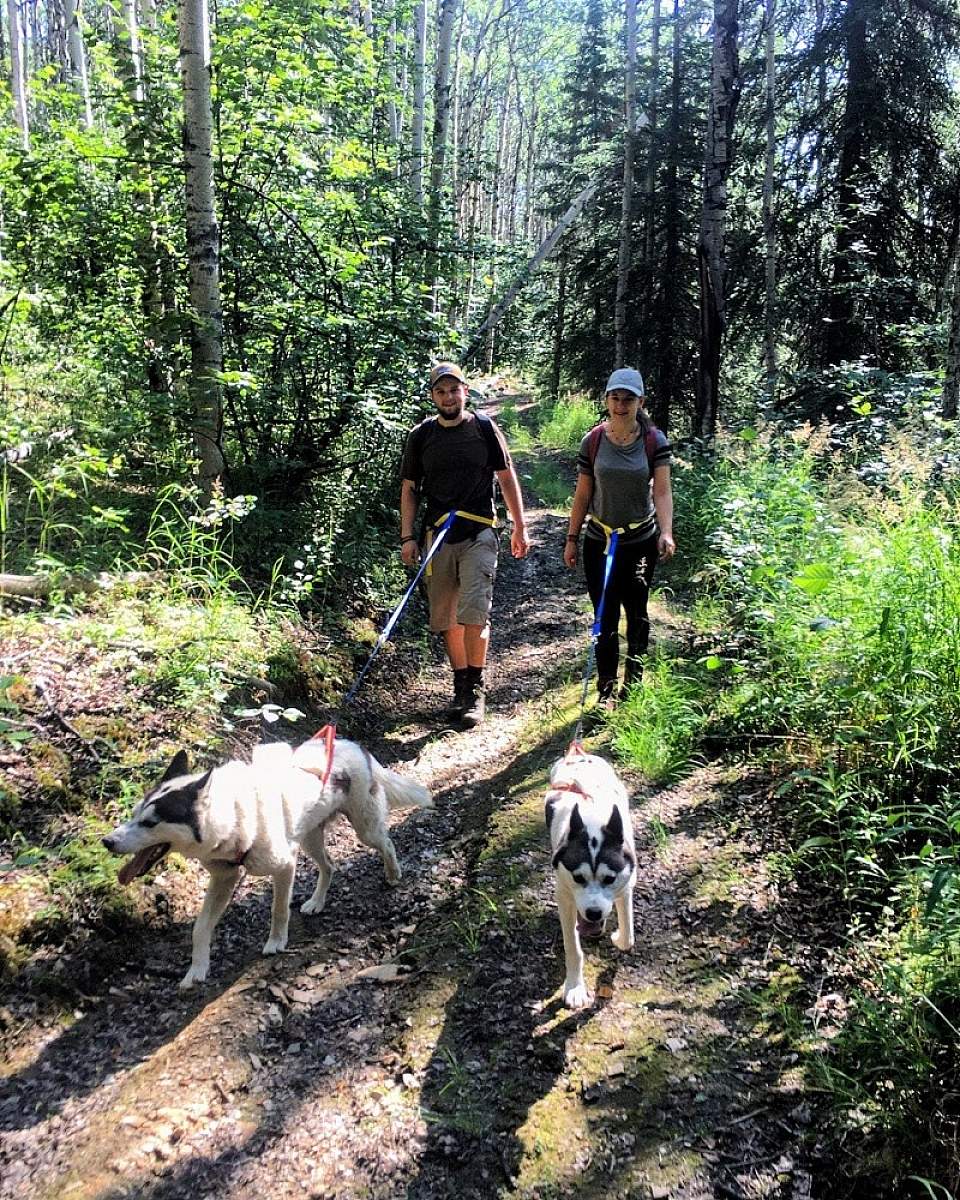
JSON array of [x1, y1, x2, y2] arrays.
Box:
[[548, 740, 594, 800], [310, 722, 337, 790]]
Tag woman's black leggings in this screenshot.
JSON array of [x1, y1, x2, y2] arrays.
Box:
[[582, 533, 659, 685]]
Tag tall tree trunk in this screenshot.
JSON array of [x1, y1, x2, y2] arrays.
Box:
[[178, 0, 225, 488], [522, 97, 538, 242], [654, 0, 682, 431], [944, 245, 960, 418], [386, 12, 399, 163], [426, 0, 458, 308], [64, 0, 93, 128], [552, 245, 569, 403], [410, 1, 427, 207], [643, 0, 661, 264], [762, 0, 777, 400], [483, 77, 511, 369], [8, 0, 29, 150], [614, 0, 638, 368], [822, 0, 868, 367], [694, 0, 740, 440]]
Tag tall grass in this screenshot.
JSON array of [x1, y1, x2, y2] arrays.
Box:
[[537, 394, 600, 454], [679, 424, 960, 1186], [610, 656, 704, 782]]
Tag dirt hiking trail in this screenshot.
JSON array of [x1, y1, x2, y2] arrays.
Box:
[[1, 397, 827, 1199]]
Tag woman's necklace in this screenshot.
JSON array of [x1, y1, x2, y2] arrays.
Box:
[[607, 420, 640, 447]]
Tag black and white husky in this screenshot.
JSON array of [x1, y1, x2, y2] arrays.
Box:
[[545, 750, 636, 1009], [103, 739, 431, 990]]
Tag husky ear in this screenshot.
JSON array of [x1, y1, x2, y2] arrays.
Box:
[[160, 749, 190, 783], [193, 767, 213, 795], [603, 806, 625, 845], [568, 803, 584, 837], [544, 798, 556, 831]]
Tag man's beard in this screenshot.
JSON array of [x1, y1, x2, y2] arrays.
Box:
[[438, 399, 463, 419]]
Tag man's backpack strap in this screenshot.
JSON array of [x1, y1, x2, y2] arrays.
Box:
[[586, 422, 660, 470], [473, 410, 503, 465]]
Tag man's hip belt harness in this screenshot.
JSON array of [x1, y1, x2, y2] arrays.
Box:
[[425, 510, 497, 576]]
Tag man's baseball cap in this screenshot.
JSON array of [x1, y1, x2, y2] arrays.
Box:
[[429, 362, 468, 388], [604, 368, 645, 397]]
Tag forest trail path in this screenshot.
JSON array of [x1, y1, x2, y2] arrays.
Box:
[[1, 394, 821, 1199]]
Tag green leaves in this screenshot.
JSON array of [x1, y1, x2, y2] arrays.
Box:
[[791, 562, 834, 596]]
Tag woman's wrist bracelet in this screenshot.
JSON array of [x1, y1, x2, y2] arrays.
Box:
[[400, 535, 417, 545]]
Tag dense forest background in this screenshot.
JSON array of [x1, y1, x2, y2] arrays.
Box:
[[5, 1, 960, 1196], [5, 0, 960, 594]]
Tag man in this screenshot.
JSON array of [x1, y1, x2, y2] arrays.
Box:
[[400, 363, 530, 727]]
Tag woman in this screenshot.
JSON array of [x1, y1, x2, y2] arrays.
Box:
[[562, 368, 676, 704]]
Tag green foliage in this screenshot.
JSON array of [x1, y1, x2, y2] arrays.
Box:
[[610, 656, 704, 783], [537, 393, 600, 454], [675, 411, 960, 1183]]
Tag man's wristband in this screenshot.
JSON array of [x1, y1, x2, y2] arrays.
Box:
[[566, 533, 579, 542], [400, 536, 417, 545]]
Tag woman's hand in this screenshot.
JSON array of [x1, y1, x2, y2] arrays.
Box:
[[563, 537, 578, 568], [658, 531, 676, 560], [401, 539, 421, 568]]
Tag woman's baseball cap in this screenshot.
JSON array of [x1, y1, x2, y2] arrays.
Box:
[[604, 368, 645, 397]]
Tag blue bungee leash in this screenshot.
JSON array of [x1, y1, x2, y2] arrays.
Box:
[[572, 529, 619, 746], [340, 509, 458, 708]]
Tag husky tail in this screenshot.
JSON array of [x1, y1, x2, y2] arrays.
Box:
[[372, 759, 432, 810]]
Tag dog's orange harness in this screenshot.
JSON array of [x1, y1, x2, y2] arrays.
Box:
[[310, 722, 337, 790]]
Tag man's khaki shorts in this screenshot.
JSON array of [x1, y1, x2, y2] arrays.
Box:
[[424, 527, 499, 632]]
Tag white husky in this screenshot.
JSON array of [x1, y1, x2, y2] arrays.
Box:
[[545, 751, 636, 1009], [103, 739, 431, 989]]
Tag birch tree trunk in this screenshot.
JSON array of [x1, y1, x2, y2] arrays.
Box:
[[614, 0, 638, 369], [426, 0, 458, 307], [64, 0, 93, 128], [694, 0, 740, 440], [178, 0, 225, 488], [8, 0, 29, 150], [762, 0, 778, 400], [410, 1, 427, 207]]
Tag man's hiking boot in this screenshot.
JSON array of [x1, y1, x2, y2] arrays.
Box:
[[446, 668, 470, 718], [461, 667, 486, 727]]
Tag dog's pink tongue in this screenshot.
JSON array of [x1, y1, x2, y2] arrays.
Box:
[[117, 843, 169, 885]]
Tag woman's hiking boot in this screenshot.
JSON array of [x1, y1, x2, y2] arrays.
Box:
[[461, 667, 486, 727], [447, 667, 470, 718], [620, 657, 644, 699], [597, 676, 617, 712]]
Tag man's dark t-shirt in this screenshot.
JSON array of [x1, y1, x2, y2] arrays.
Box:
[[400, 413, 509, 544]]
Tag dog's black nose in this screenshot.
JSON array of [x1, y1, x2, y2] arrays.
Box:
[[102, 836, 116, 853], [585, 907, 603, 923]]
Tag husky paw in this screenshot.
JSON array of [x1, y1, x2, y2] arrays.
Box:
[[179, 966, 208, 991], [262, 934, 288, 956], [300, 896, 326, 916], [384, 869, 402, 887], [563, 981, 592, 1010], [611, 928, 633, 952]]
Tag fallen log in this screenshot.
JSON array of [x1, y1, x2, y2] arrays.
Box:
[[0, 571, 158, 598]]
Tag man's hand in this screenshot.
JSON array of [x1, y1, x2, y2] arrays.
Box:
[[401, 539, 421, 568], [563, 539, 578, 569], [658, 531, 676, 560], [510, 525, 530, 559]]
